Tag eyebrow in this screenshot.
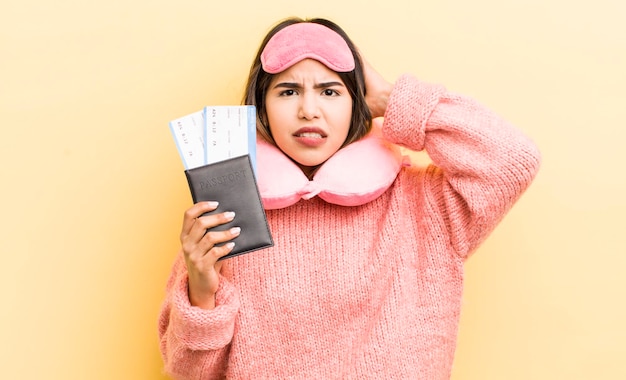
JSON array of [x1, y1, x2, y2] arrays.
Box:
[[272, 81, 345, 90]]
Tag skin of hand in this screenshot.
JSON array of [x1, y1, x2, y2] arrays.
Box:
[[180, 201, 241, 309], [362, 58, 393, 119]]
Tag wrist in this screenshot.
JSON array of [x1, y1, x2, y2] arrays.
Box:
[[369, 82, 393, 119], [189, 287, 216, 310], [188, 275, 218, 310]]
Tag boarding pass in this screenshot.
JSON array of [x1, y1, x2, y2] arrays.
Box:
[[169, 106, 257, 172]]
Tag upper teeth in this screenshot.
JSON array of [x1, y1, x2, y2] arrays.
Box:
[[299, 132, 322, 138]]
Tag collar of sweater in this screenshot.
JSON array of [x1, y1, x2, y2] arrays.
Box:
[[256, 130, 408, 210]]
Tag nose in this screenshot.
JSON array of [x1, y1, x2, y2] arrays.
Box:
[[298, 92, 320, 120]]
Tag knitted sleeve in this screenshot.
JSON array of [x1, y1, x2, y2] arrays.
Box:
[[382, 74, 541, 258], [158, 252, 240, 379]]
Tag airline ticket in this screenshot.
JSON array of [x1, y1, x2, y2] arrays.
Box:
[[169, 106, 257, 172]]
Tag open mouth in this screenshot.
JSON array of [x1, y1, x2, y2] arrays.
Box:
[[293, 128, 327, 147], [294, 127, 327, 139], [296, 132, 324, 138]]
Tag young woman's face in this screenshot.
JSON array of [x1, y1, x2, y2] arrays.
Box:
[[265, 59, 353, 174]]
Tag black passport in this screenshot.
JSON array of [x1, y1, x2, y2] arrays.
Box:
[[184, 155, 273, 260]]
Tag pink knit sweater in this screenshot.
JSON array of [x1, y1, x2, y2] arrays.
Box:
[[158, 75, 541, 379]]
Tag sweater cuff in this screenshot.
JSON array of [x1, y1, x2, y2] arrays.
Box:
[[170, 273, 240, 351], [382, 74, 446, 151]]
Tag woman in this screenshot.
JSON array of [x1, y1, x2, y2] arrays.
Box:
[[159, 17, 541, 379]]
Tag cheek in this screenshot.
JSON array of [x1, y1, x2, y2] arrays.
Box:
[[265, 102, 285, 134], [336, 101, 353, 134]]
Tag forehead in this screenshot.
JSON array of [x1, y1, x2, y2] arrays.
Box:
[[269, 59, 344, 84]]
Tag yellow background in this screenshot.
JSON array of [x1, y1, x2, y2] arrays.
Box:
[[2, 0, 624, 379]]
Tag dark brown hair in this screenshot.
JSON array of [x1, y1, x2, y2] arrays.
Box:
[[242, 17, 372, 148]]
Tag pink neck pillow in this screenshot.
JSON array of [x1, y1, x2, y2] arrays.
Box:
[[256, 130, 408, 209]]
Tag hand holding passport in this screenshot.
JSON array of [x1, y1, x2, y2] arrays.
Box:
[[169, 106, 273, 260]]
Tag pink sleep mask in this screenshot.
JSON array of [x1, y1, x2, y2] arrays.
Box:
[[260, 22, 355, 74]]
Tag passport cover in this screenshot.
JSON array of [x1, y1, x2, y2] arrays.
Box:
[[184, 155, 273, 260]]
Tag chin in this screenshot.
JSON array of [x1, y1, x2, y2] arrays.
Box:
[[294, 156, 328, 168]]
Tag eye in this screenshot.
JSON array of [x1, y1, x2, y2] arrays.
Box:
[[322, 88, 340, 96], [279, 89, 296, 96]]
